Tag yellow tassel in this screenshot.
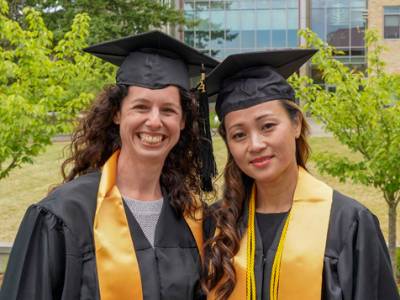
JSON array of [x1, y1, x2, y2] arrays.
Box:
[[246, 186, 256, 300], [270, 210, 291, 300], [246, 185, 292, 300]]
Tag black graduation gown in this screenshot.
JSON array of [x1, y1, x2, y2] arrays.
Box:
[[0, 171, 203, 300], [205, 191, 400, 300]]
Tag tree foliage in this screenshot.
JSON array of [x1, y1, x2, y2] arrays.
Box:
[[7, 0, 186, 44], [0, 0, 112, 179], [289, 29, 400, 275]]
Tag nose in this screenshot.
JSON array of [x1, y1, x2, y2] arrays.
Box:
[[145, 108, 162, 129], [249, 132, 266, 153]]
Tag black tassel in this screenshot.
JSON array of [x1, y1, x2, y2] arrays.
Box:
[[197, 65, 217, 192]]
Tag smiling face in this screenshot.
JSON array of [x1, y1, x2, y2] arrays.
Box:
[[224, 100, 301, 184], [114, 85, 184, 163]]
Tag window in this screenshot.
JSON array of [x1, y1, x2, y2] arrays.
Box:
[[384, 6, 400, 39]]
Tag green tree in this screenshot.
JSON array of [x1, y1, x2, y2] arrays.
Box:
[[6, 0, 186, 44], [289, 29, 400, 275], [0, 0, 112, 179]]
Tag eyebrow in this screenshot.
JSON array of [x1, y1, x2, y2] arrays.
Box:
[[227, 113, 275, 131], [129, 98, 180, 107]]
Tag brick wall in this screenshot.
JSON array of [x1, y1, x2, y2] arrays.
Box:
[[369, 0, 400, 74]]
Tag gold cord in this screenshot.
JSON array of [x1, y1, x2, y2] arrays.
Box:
[[246, 185, 292, 300]]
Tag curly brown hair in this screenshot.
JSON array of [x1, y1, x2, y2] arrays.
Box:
[[203, 100, 311, 299], [61, 84, 204, 214]]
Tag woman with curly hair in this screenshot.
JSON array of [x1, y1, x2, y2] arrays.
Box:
[[1, 31, 217, 300], [202, 50, 399, 300]]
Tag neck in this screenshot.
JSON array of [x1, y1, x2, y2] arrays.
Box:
[[116, 148, 164, 201], [255, 163, 299, 213]]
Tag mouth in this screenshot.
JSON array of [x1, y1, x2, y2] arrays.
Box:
[[250, 155, 274, 167], [138, 133, 166, 146]]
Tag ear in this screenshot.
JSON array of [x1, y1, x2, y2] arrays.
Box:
[[113, 111, 121, 125], [293, 113, 302, 139]]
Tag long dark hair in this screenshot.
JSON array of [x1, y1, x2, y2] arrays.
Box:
[[61, 84, 204, 213], [203, 100, 311, 299]]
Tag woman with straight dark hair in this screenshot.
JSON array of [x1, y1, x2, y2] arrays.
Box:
[[0, 31, 218, 300], [202, 50, 399, 300]]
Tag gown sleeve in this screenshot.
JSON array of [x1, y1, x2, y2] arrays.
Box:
[[0, 205, 67, 300], [335, 209, 399, 300]]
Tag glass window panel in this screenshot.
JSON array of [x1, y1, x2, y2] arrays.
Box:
[[327, 8, 350, 47], [241, 0, 256, 9], [195, 31, 210, 49], [184, 31, 195, 47], [256, 10, 270, 30], [325, 0, 348, 7], [241, 10, 256, 30], [210, 10, 224, 30], [210, 48, 222, 57], [288, 8, 298, 29], [288, 29, 298, 47], [335, 56, 350, 64], [384, 6, 400, 14], [351, 1, 367, 8], [225, 49, 241, 56], [256, 0, 269, 9], [226, 10, 241, 30], [288, 0, 298, 8], [210, 30, 225, 48], [311, 8, 326, 40], [184, 2, 195, 10], [256, 30, 271, 47], [384, 16, 400, 39], [385, 15, 400, 26], [272, 30, 286, 47], [271, 0, 286, 9], [271, 9, 286, 30], [350, 57, 366, 64], [350, 8, 365, 25], [312, 0, 325, 9], [210, 0, 225, 10], [347, 63, 366, 73], [195, 1, 209, 10], [195, 11, 210, 30], [225, 30, 241, 47], [241, 48, 255, 53], [351, 26, 364, 46], [227, 0, 241, 9], [351, 48, 365, 56], [241, 30, 255, 47]]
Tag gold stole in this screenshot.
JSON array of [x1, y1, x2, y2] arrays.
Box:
[[208, 167, 333, 300], [94, 151, 204, 300]]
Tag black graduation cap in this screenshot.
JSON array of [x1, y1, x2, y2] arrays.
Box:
[[84, 30, 219, 192], [84, 30, 219, 91], [205, 49, 317, 120]]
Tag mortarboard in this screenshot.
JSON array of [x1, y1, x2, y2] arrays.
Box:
[[84, 30, 218, 91], [84, 30, 219, 191], [205, 49, 318, 120]]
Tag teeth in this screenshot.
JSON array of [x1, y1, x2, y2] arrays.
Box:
[[139, 134, 163, 144]]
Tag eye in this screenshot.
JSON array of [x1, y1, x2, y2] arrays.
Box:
[[132, 104, 149, 111], [231, 131, 246, 141], [261, 123, 276, 131], [161, 107, 178, 114]]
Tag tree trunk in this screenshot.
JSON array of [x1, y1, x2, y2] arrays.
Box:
[[388, 197, 398, 278]]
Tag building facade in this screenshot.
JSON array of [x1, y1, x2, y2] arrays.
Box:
[[369, 0, 400, 73], [179, 0, 400, 75]]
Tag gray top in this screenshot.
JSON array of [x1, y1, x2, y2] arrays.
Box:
[[124, 196, 164, 247]]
